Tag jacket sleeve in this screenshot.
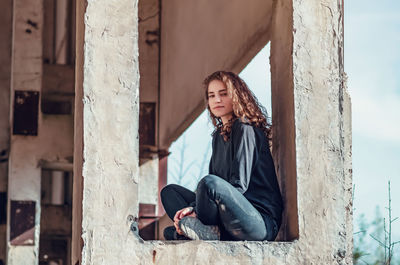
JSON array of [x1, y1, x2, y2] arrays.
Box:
[[208, 133, 216, 175], [229, 123, 257, 194]]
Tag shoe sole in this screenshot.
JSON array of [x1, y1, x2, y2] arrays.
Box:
[[179, 217, 220, 240]]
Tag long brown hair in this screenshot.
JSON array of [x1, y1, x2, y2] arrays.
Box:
[[203, 71, 271, 142]]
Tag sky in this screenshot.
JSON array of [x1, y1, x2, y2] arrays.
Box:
[[345, 0, 400, 237], [167, 0, 400, 247]]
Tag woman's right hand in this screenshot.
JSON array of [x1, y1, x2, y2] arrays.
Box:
[[173, 207, 195, 235]]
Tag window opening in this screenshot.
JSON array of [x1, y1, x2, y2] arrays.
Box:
[[167, 44, 272, 191]]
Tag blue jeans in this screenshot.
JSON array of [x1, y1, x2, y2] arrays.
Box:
[[161, 174, 278, 241]]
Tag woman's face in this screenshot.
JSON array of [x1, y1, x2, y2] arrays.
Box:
[[207, 80, 233, 124]]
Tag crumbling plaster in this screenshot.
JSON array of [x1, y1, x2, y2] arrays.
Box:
[[77, 0, 352, 264]]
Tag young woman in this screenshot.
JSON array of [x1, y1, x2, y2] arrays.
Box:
[[161, 71, 283, 241]]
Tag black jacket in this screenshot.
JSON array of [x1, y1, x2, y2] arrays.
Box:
[[209, 118, 283, 226]]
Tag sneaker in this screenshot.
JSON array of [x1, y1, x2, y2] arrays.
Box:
[[163, 226, 190, 240], [178, 217, 220, 240]]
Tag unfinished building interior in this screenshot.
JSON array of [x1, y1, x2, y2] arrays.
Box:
[[0, 0, 352, 264]]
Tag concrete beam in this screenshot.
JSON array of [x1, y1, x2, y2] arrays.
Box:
[[159, 0, 274, 149]]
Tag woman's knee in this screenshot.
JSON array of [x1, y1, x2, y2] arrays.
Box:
[[197, 174, 223, 191], [197, 175, 229, 197], [160, 184, 179, 202]]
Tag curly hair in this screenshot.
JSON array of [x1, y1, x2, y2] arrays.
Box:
[[203, 70, 272, 142]]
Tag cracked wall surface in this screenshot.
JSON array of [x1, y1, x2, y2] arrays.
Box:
[[76, 0, 352, 264]]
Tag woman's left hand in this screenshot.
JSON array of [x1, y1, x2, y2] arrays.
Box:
[[173, 207, 197, 235]]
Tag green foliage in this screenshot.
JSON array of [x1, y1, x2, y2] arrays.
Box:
[[353, 214, 372, 263], [353, 182, 400, 265]]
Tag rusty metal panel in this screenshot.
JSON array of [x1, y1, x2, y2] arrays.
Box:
[[139, 102, 156, 146], [10, 200, 36, 245], [13, 90, 39, 135]]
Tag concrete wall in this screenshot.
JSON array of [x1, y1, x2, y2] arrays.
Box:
[[76, 0, 352, 264], [0, 0, 12, 262]]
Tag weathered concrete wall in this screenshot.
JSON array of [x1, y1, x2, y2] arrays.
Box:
[[0, 0, 12, 262], [77, 0, 352, 263], [159, 0, 274, 149], [7, 1, 74, 264], [287, 0, 352, 262]]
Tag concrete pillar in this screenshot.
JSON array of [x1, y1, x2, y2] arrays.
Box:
[[74, 0, 140, 264], [270, 0, 298, 241], [7, 1, 44, 264], [138, 0, 160, 211], [7, 1, 74, 264]]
